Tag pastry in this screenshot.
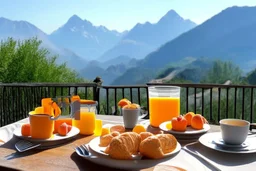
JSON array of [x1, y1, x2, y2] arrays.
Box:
[[99, 131, 120, 147], [156, 134, 177, 154], [105, 132, 141, 160], [139, 135, 164, 159], [139, 134, 177, 159], [139, 132, 154, 141], [110, 125, 125, 133]]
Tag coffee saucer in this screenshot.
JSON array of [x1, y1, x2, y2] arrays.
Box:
[[212, 138, 250, 148], [199, 132, 256, 153]]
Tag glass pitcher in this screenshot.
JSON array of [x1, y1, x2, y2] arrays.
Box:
[[148, 86, 180, 127]]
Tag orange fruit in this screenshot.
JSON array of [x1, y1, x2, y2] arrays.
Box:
[[21, 123, 31, 136], [118, 98, 131, 108], [58, 122, 69, 136], [171, 116, 187, 132], [191, 114, 204, 130], [132, 124, 146, 134], [184, 112, 195, 126], [54, 118, 72, 133]]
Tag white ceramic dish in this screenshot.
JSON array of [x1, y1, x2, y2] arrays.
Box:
[[82, 136, 181, 170], [159, 121, 210, 135], [199, 132, 256, 154], [13, 126, 80, 143]]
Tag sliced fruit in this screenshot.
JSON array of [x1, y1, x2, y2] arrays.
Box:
[[132, 124, 146, 134], [58, 122, 69, 136], [34, 107, 44, 114], [54, 118, 72, 133], [166, 121, 172, 130], [118, 98, 131, 108]]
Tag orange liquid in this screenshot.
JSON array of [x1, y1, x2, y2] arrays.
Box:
[[94, 119, 102, 136], [72, 112, 95, 135], [149, 97, 180, 127]]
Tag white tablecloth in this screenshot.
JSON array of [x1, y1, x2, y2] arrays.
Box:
[[0, 118, 28, 144]]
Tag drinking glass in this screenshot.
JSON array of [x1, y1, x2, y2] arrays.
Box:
[[94, 119, 103, 136], [148, 86, 180, 127]]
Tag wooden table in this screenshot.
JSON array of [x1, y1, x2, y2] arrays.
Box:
[[0, 115, 255, 171]]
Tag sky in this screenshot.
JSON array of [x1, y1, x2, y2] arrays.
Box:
[[0, 0, 256, 34]]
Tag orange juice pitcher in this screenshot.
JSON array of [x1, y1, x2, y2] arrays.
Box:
[[148, 86, 180, 127], [71, 96, 98, 135]]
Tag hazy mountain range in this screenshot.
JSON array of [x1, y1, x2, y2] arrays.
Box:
[[49, 15, 125, 60], [0, 17, 87, 70], [112, 6, 256, 85], [1, 6, 256, 85], [99, 10, 196, 61]]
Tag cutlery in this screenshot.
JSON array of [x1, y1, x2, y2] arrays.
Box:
[[15, 140, 41, 152], [182, 143, 221, 171], [74, 144, 97, 158]]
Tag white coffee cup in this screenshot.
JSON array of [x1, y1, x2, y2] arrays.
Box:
[[122, 108, 141, 129], [219, 119, 250, 145]]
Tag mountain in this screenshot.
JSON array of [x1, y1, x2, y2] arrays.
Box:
[[49, 15, 124, 60], [113, 6, 256, 85], [140, 6, 256, 71], [98, 10, 196, 62], [0, 17, 87, 70], [79, 56, 138, 85]]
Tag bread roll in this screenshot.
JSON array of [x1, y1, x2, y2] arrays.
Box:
[[156, 134, 177, 154], [99, 131, 120, 147], [105, 132, 141, 160], [139, 134, 177, 159]]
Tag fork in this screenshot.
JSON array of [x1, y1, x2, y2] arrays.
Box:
[[15, 140, 41, 152], [74, 144, 97, 158]]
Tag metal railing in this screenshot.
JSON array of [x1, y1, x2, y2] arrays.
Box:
[[1, 82, 256, 127]]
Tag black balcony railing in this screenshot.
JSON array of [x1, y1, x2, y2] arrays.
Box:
[[1, 82, 256, 127]]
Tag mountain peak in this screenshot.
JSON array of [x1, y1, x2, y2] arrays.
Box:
[[158, 9, 183, 24], [67, 15, 83, 25], [165, 9, 180, 17]]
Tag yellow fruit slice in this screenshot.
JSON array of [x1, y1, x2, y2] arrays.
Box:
[[34, 107, 44, 114], [132, 124, 146, 134], [166, 121, 172, 130], [101, 127, 110, 136]]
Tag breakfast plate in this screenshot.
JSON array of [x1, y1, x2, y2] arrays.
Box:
[[159, 121, 210, 140], [199, 132, 256, 153], [80, 136, 181, 170], [13, 126, 80, 143]]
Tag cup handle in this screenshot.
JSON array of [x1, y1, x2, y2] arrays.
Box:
[[49, 102, 61, 121], [250, 123, 256, 130], [139, 113, 148, 120]]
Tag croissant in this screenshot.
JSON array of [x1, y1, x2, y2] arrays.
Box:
[[139, 134, 177, 159], [105, 132, 141, 160], [99, 131, 120, 147]]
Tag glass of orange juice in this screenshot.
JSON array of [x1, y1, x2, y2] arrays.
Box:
[[148, 86, 180, 127], [72, 100, 98, 135], [94, 119, 102, 136]]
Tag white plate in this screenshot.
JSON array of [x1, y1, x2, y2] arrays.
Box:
[[199, 132, 256, 154], [159, 121, 210, 135], [83, 136, 181, 170], [13, 126, 80, 143]]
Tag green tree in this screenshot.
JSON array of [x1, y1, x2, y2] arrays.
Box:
[[0, 37, 83, 83], [201, 60, 243, 84]]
